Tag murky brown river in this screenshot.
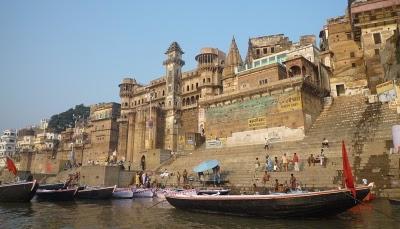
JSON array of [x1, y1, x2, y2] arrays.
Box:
[[0, 198, 399, 229]]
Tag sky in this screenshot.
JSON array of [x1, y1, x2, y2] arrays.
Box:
[[0, 0, 347, 131]]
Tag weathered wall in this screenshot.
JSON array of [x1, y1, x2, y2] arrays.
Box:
[[327, 19, 367, 96], [237, 64, 286, 89], [204, 90, 304, 140], [302, 89, 324, 130], [80, 165, 120, 186], [181, 107, 199, 135], [362, 24, 397, 92]]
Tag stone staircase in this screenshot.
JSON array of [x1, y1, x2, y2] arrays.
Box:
[[157, 95, 400, 197]]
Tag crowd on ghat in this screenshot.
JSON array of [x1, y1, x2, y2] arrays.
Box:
[[256, 138, 331, 192]]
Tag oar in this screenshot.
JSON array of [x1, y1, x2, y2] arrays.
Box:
[[148, 199, 167, 209]]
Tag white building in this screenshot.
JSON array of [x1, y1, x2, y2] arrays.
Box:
[[0, 129, 17, 157]]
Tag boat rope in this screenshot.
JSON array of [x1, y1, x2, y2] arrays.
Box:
[[344, 192, 400, 223], [148, 199, 167, 209]]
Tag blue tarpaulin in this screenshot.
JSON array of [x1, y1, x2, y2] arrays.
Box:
[[193, 160, 219, 173]]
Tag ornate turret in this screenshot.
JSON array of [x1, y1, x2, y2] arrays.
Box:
[[163, 41, 185, 151], [222, 36, 243, 79]]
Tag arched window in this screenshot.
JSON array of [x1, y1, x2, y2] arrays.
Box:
[[187, 85, 190, 91]]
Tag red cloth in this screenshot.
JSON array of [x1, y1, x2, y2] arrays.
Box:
[[342, 141, 356, 198], [6, 156, 17, 176]]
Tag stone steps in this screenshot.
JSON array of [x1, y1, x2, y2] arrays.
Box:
[[157, 95, 400, 196]]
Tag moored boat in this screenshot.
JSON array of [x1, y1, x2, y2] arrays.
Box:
[[388, 198, 400, 205], [38, 183, 65, 190], [75, 185, 116, 200], [36, 188, 77, 201], [112, 188, 134, 199], [166, 186, 370, 218], [197, 189, 230, 195], [132, 188, 154, 198], [0, 180, 38, 202]]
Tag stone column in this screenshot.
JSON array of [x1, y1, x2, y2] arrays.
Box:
[[126, 113, 135, 164]]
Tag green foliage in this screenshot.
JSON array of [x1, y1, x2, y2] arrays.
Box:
[[48, 104, 90, 133]]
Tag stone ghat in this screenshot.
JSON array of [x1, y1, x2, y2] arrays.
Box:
[[157, 95, 400, 197]]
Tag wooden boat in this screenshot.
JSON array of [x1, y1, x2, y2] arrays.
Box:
[[165, 186, 370, 218], [0, 180, 38, 202], [197, 189, 230, 195], [112, 188, 134, 199], [36, 188, 77, 201], [75, 185, 116, 200], [388, 198, 400, 205], [156, 188, 197, 199], [38, 183, 65, 190], [131, 188, 154, 198]]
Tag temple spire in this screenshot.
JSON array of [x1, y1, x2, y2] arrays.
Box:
[[222, 36, 243, 79], [244, 38, 254, 66]]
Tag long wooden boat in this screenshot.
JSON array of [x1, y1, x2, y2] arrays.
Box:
[[165, 186, 370, 218], [0, 180, 38, 202], [38, 183, 65, 190], [36, 188, 77, 201], [112, 188, 134, 199], [388, 198, 400, 205], [197, 189, 230, 195], [76, 185, 116, 200], [132, 188, 154, 198]]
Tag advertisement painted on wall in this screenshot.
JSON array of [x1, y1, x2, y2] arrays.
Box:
[[277, 91, 302, 113], [248, 117, 267, 128], [376, 80, 396, 102]]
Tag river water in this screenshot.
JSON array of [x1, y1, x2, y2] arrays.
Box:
[[0, 198, 399, 229]]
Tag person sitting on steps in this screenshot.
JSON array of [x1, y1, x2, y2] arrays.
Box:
[[322, 138, 329, 148]]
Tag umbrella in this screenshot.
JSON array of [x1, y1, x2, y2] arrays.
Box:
[[193, 160, 219, 173]]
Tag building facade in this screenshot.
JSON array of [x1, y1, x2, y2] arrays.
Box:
[[117, 36, 330, 170]]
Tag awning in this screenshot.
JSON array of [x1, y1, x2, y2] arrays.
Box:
[[193, 159, 219, 173]]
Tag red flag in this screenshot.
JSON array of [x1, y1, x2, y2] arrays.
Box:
[[342, 141, 356, 198], [6, 156, 17, 176]]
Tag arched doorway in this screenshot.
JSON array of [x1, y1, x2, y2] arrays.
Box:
[[289, 65, 301, 77]]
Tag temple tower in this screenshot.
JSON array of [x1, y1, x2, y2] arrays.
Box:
[[222, 37, 243, 93], [163, 42, 185, 151]]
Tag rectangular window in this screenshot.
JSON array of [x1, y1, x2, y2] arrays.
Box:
[[373, 33, 381, 44], [263, 48, 268, 54], [350, 52, 355, 58], [370, 15, 376, 20], [256, 49, 260, 55], [270, 47, 275, 53], [346, 32, 352, 40], [259, 79, 268, 85], [374, 49, 380, 55], [352, 63, 356, 68]]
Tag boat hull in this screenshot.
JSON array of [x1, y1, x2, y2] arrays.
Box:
[[0, 181, 38, 202], [388, 198, 400, 205], [38, 183, 65, 190], [76, 186, 116, 200], [132, 188, 154, 198], [36, 188, 77, 201], [166, 187, 370, 218], [112, 188, 134, 199], [197, 189, 230, 195]]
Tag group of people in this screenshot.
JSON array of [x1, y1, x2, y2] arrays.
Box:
[[258, 170, 299, 193], [174, 169, 190, 188], [274, 174, 299, 193], [134, 171, 152, 188], [256, 152, 301, 173]]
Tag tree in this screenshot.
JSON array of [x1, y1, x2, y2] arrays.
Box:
[[48, 104, 90, 133]]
